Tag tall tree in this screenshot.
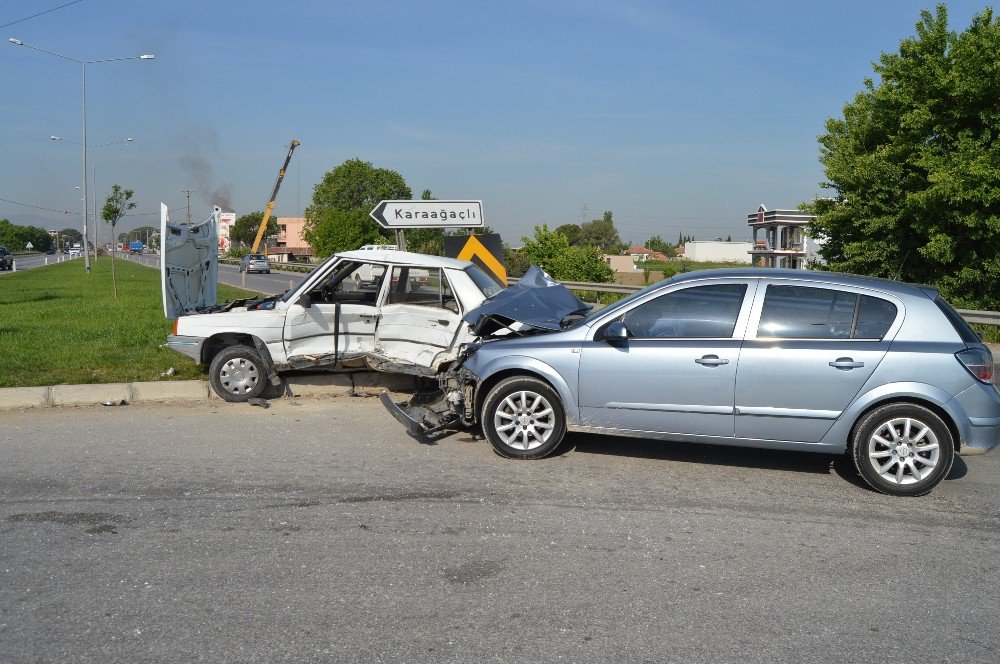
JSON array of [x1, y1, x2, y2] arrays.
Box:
[[0, 219, 54, 252], [810, 5, 1000, 308], [520, 224, 614, 283], [303, 158, 410, 254], [646, 234, 671, 254], [554, 223, 582, 245], [578, 211, 623, 251], [101, 185, 136, 299], [230, 211, 279, 249]]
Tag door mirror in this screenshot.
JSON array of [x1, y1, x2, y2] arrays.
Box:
[[298, 292, 312, 309], [603, 320, 628, 342]]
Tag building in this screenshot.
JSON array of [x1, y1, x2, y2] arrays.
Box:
[[273, 217, 311, 260], [682, 241, 752, 263], [747, 204, 816, 269], [604, 254, 642, 273]]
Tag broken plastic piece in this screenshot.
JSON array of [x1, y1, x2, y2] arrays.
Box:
[[247, 397, 270, 409]]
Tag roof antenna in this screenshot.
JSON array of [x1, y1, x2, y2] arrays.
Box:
[[894, 249, 910, 281]]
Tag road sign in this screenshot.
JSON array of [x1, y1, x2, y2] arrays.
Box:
[[444, 233, 506, 286], [25, 242, 33, 250], [370, 200, 484, 229]]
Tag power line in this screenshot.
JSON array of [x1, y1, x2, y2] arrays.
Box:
[[0, 196, 72, 214], [0, 0, 83, 29]]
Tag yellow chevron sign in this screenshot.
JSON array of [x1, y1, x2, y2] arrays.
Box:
[[447, 234, 507, 286]]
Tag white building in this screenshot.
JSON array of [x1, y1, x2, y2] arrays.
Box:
[[682, 241, 752, 264], [747, 204, 816, 269]]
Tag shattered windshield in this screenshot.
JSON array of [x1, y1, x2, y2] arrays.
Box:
[[464, 265, 504, 298]]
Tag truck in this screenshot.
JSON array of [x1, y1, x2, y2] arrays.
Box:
[[129, 241, 144, 254]]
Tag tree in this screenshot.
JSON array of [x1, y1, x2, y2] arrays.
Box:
[[303, 158, 410, 254], [810, 5, 1000, 308], [101, 185, 136, 299], [578, 211, 623, 251], [403, 188, 445, 254], [0, 219, 54, 252], [646, 234, 671, 254], [230, 211, 279, 249], [554, 223, 582, 245], [519, 224, 614, 283]]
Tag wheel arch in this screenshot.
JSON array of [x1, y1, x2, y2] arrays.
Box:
[[202, 332, 276, 374], [471, 357, 579, 425], [823, 383, 967, 454]]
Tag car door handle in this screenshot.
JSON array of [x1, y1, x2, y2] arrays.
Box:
[[695, 355, 729, 366], [829, 358, 864, 369], [437, 319, 450, 326]]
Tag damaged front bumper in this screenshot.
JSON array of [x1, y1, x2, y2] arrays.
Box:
[[166, 334, 205, 362], [379, 367, 478, 436]]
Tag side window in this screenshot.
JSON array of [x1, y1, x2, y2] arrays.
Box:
[[758, 286, 897, 340], [622, 284, 747, 339], [386, 267, 459, 312], [309, 261, 386, 304], [855, 295, 898, 339]]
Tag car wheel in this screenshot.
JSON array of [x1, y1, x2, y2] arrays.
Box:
[[266, 269, 271, 274], [209, 345, 268, 402], [481, 377, 566, 459], [851, 403, 955, 497]]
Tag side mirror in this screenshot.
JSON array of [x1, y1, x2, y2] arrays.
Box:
[[603, 320, 629, 343], [298, 292, 312, 309]]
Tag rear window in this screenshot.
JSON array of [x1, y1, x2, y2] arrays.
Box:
[[758, 285, 898, 340], [248, 255, 267, 260], [934, 297, 981, 344]]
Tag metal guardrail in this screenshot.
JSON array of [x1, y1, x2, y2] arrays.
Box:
[[214, 257, 1000, 327]]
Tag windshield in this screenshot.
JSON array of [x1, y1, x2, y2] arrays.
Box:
[[464, 265, 504, 298], [247, 254, 267, 260]]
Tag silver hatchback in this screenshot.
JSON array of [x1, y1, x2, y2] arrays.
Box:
[[388, 268, 1000, 496]]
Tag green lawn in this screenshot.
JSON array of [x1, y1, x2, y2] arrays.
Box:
[[0, 258, 261, 387]]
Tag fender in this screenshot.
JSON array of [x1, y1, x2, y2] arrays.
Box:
[[472, 354, 580, 424], [820, 381, 968, 452]]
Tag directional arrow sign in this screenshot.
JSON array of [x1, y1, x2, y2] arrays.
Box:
[[25, 241, 34, 250], [370, 200, 484, 229]]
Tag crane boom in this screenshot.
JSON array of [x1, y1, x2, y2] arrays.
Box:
[[250, 139, 300, 254]]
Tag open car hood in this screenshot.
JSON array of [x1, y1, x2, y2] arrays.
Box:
[[462, 265, 590, 337], [161, 203, 219, 319]]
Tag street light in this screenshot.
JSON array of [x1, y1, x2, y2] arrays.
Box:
[[9, 37, 153, 273], [51, 135, 133, 255]]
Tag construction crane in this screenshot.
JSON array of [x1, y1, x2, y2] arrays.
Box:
[[250, 139, 300, 254]]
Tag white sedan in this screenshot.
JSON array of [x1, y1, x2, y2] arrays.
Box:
[[164, 245, 503, 401]]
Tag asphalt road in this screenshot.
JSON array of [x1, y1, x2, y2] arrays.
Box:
[[0, 253, 82, 274], [130, 253, 307, 296], [2, 397, 998, 663]]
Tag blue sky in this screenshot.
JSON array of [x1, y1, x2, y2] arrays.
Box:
[[0, 0, 989, 245]]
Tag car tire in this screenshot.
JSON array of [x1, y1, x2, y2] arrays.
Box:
[[481, 377, 566, 459], [209, 345, 268, 403], [266, 270, 271, 274], [851, 402, 955, 497]]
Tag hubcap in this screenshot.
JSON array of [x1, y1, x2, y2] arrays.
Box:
[[867, 417, 940, 485], [494, 390, 555, 451], [220, 357, 259, 394]]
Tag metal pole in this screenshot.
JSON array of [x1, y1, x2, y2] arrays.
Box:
[[81, 61, 91, 273], [92, 157, 98, 259]]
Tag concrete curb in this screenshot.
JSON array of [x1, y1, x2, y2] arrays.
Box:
[[0, 372, 414, 411]]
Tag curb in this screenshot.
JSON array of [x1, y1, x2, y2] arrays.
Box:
[[0, 372, 417, 411]]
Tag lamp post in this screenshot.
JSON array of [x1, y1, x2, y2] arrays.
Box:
[[9, 37, 153, 273], [50, 135, 133, 257]]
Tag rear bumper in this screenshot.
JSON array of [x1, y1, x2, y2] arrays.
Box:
[[166, 334, 205, 363], [951, 383, 1000, 456], [961, 418, 1000, 456]]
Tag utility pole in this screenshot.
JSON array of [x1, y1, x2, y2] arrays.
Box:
[[182, 190, 191, 224]]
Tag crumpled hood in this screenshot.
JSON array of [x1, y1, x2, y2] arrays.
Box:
[[462, 265, 591, 337]]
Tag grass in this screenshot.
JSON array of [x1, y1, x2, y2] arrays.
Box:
[[0, 258, 261, 387]]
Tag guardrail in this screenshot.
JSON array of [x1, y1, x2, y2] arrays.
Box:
[[213, 257, 1000, 327]]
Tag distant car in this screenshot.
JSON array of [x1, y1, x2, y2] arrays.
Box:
[[0, 246, 12, 270], [239, 254, 271, 274]]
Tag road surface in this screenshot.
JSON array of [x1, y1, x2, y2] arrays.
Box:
[[130, 253, 308, 296], [2, 397, 998, 663]]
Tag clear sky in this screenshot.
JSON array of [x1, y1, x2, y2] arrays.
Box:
[[0, 0, 990, 245]]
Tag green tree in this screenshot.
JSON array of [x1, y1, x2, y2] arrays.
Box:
[[303, 158, 410, 254], [520, 224, 614, 283], [811, 5, 1000, 308], [230, 211, 279, 249], [0, 219, 54, 252], [646, 234, 671, 254], [578, 211, 623, 251], [554, 223, 582, 245], [101, 185, 136, 299]]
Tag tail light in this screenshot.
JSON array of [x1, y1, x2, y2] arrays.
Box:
[[956, 348, 994, 384]]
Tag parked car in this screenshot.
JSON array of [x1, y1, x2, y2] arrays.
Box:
[[0, 246, 12, 270], [163, 245, 504, 403], [239, 254, 271, 274], [383, 268, 999, 496]]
